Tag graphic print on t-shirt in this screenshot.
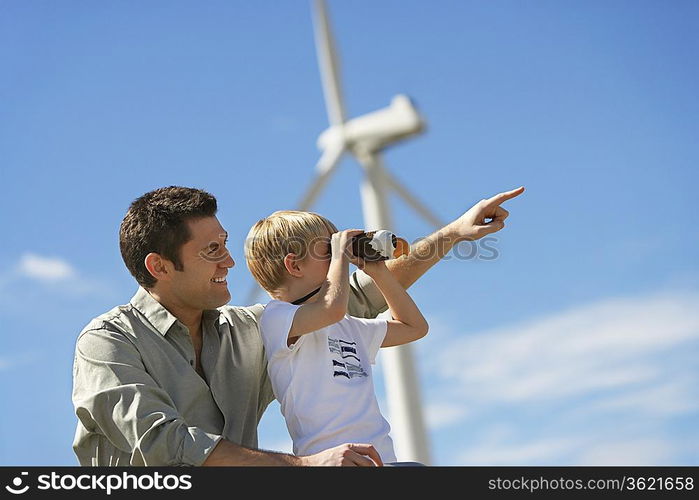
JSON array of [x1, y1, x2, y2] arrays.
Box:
[[328, 337, 368, 379]]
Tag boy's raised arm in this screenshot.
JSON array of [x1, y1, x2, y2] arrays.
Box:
[[363, 261, 429, 348], [288, 229, 362, 343]]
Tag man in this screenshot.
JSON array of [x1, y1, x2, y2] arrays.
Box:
[[71, 185, 524, 466]]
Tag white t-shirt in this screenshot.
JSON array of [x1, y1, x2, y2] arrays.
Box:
[[260, 299, 396, 462]]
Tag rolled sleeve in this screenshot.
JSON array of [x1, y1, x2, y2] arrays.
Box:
[[348, 270, 388, 319], [72, 328, 222, 466], [179, 427, 223, 466]]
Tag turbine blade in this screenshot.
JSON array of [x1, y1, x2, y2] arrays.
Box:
[[384, 170, 445, 229], [297, 144, 344, 211], [312, 0, 346, 126]]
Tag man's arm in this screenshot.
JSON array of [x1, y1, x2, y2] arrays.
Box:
[[204, 440, 383, 466], [386, 186, 525, 289], [346, 187, 524, 318], [73, 328, 223, 466]]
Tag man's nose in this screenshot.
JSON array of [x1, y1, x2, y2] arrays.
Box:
[[221, 253, 235, 268]]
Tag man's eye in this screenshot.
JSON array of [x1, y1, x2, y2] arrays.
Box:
[[213, 240, 228, 255]]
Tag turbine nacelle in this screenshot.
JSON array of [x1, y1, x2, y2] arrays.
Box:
[[317, 94, 425, 155]]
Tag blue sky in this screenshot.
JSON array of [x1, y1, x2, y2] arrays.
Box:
[[1, 0, 698, 466]]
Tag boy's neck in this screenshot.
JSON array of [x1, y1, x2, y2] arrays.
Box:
[[277, 282, 322, 305]]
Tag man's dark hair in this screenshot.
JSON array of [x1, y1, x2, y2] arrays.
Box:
[[119, 186, 218, 288]]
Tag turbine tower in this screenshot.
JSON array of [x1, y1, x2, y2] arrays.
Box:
[[302, 0, 445, 464]]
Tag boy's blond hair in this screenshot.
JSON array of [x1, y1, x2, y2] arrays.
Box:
[[244, 210, 338, 296]]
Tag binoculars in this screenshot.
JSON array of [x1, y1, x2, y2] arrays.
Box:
[[351, 230, 410, 261]]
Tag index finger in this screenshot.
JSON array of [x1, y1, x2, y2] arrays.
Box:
[[349, 443, 384, 467], [484, 186, 525, 207]]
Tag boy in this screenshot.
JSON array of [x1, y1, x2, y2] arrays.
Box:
[[244, 210, 428, 465]]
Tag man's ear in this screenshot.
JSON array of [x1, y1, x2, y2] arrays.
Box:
[[283, 253, 303, 278], [144, 253, 173, 282]]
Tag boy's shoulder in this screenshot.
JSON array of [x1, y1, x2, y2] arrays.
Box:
[[217, 297, 300, 325], [259, 299, 298, 318]]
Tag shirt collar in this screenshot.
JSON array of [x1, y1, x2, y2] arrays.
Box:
[[130, 287, 222, 336], [130, 287, 180, 336]]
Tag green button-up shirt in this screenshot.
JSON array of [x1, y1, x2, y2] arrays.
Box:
[[72, 272, 387, 466]]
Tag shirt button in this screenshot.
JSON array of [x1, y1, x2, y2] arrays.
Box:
[[189, 360, 194, 366]]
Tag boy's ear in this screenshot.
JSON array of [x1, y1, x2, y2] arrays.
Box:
[[283, 253, 303, 278]]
